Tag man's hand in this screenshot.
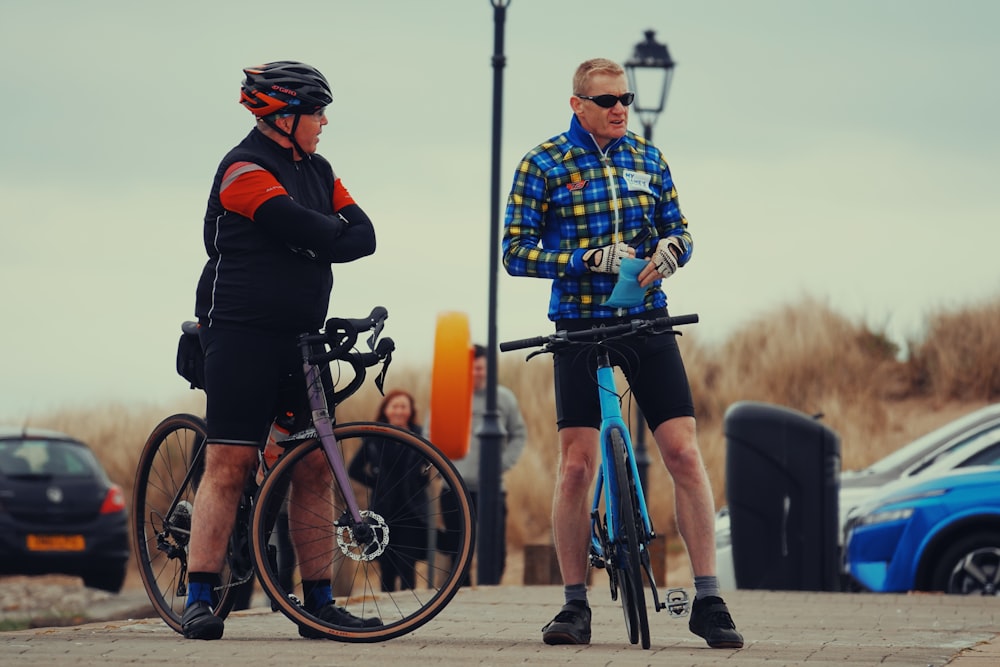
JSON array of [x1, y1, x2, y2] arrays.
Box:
[[583, 241, 633, 274], [652, 237, 684, 279]]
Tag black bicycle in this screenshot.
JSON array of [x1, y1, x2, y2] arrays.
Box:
[[131, 307, 476, 641]]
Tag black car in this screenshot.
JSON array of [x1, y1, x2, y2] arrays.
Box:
[[0, 427, 129, 592]]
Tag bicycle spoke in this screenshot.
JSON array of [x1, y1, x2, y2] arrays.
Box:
[[252, 423, 475, 642], [131, 414, 241, 632]]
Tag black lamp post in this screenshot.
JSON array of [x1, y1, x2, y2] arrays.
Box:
[[624, 29, 675, 492], [477, 0, 511, 587]]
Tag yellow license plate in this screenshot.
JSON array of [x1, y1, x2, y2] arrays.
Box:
[[26, 534, 86, 551]]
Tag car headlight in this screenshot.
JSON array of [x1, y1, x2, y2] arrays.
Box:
[[856, 507, 914, 527], [851, 488, 947, 529]]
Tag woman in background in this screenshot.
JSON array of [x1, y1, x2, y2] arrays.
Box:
[[348, 389, 429, 591]]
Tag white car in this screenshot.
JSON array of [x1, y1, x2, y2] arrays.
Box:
[[716, 403, 1000, 591]]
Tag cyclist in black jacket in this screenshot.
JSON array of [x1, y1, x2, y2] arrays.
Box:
[[182, 61, 378, 640]]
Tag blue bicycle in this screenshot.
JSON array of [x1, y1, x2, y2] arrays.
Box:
[[500, 312, 697, 649]]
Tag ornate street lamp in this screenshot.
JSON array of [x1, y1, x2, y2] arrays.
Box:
[[624, 29, 675, 491], [625, 29, 676, 142]]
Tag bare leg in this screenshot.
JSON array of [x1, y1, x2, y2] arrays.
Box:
[[552, 427, 600, 586], [287, 447, 334, 581], [188, 444, 258, 573], [652, 416, 716, 575]]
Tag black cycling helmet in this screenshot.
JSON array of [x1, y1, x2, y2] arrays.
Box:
[[239, 61, 333, 117]]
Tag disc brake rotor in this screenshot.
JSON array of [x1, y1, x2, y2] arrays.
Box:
[[337, 510, 389, 562]]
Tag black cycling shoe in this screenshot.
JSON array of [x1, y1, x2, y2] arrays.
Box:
[[181, 600, 225, 640], [688, 595, 744, 648], [541, 600, 592, 645], [298, 601, 382, 638]]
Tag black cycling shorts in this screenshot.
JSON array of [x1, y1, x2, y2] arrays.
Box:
[[552, 308, 695, 431], [199, 325, 319, 446]]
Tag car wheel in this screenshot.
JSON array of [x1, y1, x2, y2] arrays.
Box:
[[930, 531, 1000, 595], [82, 564, 127, 593]]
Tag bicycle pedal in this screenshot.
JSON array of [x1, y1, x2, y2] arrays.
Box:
[[665, 587, 690, 618]]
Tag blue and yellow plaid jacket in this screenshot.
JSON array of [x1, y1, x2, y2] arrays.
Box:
[[502, 115, 692, 321]]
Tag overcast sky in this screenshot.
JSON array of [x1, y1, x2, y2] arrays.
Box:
[[2, 0, 997, 419]]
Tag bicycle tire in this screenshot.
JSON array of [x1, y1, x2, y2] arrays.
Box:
[[131, 413, 242, 632], [252, 422, 476, 642], [609, 427, 650, 648]]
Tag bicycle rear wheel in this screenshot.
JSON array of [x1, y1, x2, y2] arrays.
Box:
[[252, 422, 476, 642], [609, 427, 650, 648], [131, 413, 242, 631]]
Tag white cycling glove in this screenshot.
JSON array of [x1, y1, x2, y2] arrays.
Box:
[[652, 237, 684, 279], [583, 241, 631, 274]]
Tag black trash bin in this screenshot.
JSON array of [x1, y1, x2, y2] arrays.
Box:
[[724, 401, 841, 591]]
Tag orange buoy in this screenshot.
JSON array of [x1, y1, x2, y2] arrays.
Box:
[[429, 311, 474, 460]]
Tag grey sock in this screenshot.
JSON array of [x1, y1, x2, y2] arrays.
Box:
[[694, 575, 721, 600], [564, 583, 588, 605]]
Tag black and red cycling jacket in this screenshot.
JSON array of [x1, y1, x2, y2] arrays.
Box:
[[194, 128, 375, 333]]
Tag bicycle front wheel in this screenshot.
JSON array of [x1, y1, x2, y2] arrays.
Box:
[[252, 422, 476, 642], [131, 413, 242, 631], [609, 427, 650, 648]]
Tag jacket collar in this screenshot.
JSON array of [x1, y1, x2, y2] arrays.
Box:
[[249, 126, 298, 162], [566, 114, 630, 155]]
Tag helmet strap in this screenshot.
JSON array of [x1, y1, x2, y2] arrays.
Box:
[[262, 114, 312, 161]]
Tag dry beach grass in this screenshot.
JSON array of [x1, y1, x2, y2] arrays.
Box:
[[6, 295, 1000, 590]]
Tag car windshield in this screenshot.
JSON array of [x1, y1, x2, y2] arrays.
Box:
[[901, 423, 1000, 477], [861, 410, 1000, 476], [907, 430, 1000, 477], [0, 438, 97, 477]]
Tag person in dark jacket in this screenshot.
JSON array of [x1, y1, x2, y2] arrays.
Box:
[[180, 61, 378, 641], [348, 389, 429, 591]]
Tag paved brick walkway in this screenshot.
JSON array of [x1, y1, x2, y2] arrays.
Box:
[[2, 586, 997, 666]]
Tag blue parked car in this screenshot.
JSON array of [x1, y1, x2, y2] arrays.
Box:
[[843, 466, 1000, 595]]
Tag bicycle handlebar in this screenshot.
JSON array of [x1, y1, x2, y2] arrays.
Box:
[[297, 305, 395, 405], [499, 312, 699, 353], [300, 305, 389, 366]]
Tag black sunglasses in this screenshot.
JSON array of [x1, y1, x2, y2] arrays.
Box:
[[575, 92, 635, 109]]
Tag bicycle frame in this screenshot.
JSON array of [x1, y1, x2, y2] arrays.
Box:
[[269, 309, 395, 527], [590, 350, 654, 552], [589, 344, 692, 618], [299, 342, 365, 525]]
